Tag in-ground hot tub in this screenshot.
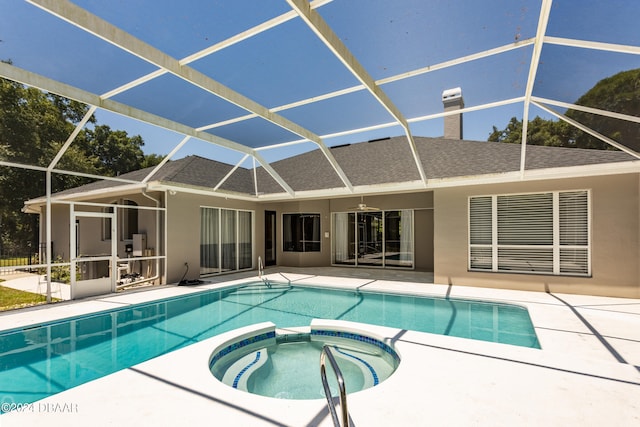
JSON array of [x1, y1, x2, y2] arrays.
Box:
[[209, 320, 400, 400]]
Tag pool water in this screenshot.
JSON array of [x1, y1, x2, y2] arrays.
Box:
[[212, 333, 399, 400], [0, 282, 539, 408]]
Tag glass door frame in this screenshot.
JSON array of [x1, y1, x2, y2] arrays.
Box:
[[264, 210, 276, 266], [331, 209, 414, 269]]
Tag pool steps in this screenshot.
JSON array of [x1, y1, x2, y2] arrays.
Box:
[[236, 282, 293, 291], [332, 346, 379, 387], [225, 344, 380, 393], [223, 349, 269, 390]]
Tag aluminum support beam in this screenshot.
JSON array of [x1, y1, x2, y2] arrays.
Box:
[[532, 101, 640, 159], [544, 37, 640, 56], [103, 0, 334, 99], [213, 154, 250, 192], [252, 152, 296, 196], [28, 0, 316, 143], [142, 136, 191, 184], [377, 38, 536, 86], [200, 40, 535, 147], [0, 61, 295, 196], [196, 39, 534, 136], [531, 97, 640, 125], [0, 61, 250, 154], [286, 0, 427, 184], [520, 0, 553, 177], [28, 0, 353, 193], [48, 106, 97, 170]]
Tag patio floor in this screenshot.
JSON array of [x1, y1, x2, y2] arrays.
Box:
[[1, 268, 639, 426]]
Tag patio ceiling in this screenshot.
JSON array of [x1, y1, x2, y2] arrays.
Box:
[[1, 0, 639, 199]]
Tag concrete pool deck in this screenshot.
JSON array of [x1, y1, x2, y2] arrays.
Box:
[[1, 268, 639, 426]]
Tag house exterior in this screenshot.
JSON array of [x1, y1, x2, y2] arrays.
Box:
[[24, 134, 640, 299]]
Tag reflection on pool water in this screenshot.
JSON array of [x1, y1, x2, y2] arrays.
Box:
[[0, 282, 539, 408], [210, 327, 400, 400]]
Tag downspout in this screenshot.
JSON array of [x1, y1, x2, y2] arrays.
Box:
[[163, 189, 168, 284], [142, 189, 162, 285]]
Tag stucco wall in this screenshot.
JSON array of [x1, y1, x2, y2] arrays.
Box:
[[46, 204, 71, 261], [165, 191, 261, 283], [414, 208, 434, 271], [164, 191, 435, 281], [433, 173, 640, 298]]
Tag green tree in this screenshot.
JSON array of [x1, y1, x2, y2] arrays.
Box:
[[0, 76, 163, 254], [79, 125, 147, 176], [567, 68, 640, 151], [0, 77, 96, 253], [141, 153, 165, 169], [489, 116, 576, 147], [489, 68, 639, 151]]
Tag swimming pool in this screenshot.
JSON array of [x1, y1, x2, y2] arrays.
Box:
[[0, 282, 539, 408]]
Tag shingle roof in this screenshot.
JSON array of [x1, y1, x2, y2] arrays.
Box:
[[44, 137, 636, 200], [266, 136, 635, 190], [50, 155, 255, 197]]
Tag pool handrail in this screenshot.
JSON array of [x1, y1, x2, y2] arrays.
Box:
[[320, 345, 350, 427], [257, 256, 271, 288]]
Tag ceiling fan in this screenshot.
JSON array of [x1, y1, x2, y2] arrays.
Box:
[[348, 196, 380, 211]]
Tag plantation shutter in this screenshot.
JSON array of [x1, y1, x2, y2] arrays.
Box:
[[470, 197, 492, 245], [559, 191, 589, 275], [469, 190, 589, 276], [469, 196, 492, 270], [497, 193, 553, 273]]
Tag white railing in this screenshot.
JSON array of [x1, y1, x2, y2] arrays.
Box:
[[257, 256, 271, 288]]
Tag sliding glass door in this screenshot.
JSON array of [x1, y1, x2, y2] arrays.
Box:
[[200, 208, 219, 275], [333, 213, 356, 265], [333, 210, 413, 268], [238, 211, 252, 270], [200, 207, 253, 276], [357, 212, 383, 266], [220, 209, 236, 272], [384, 210, 414, 267]]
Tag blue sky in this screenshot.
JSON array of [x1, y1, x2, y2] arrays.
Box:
[[1, 0, 638, 166]]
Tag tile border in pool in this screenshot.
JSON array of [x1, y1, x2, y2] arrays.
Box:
[[310, 327, 400, 364], [232, 350, 263, 389], [208, 320, 402, 376], [209, 330, 276, 368], [208, 322, 277, 370], [208, 319, 404, 400], [331, 346, 380, 386]]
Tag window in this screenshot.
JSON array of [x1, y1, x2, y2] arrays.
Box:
[[283, 213, 321, 252], [200, 207, 253, 275], [469, 190, 590, 276]]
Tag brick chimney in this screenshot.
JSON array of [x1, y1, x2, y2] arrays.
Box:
[[442, 87, 464, 140]]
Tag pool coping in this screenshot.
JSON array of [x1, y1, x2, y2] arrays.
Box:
[[1, 272, 639, 426]]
